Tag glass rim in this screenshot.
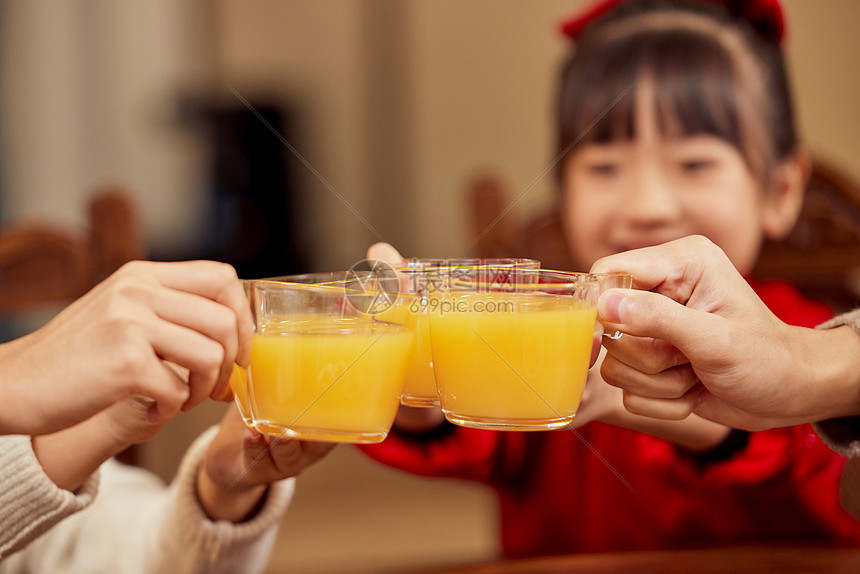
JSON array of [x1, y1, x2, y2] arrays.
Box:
[[393, 257, 539, 271], [246, 277, 419, 301], [541, 269, 633, 279], [445, 268, 601, 290], [244, 270, 374, 285]]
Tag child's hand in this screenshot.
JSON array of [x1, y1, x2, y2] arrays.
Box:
[[197, 406, 335, 523], [0, 260, 252, 436], [367, 242, 406, 266]]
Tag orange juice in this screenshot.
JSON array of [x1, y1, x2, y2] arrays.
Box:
[[400, 311, 438, 406], [430, 292, 596, 429], [246, 315, 413, 443], [374, 298, 439, 407], [229, 363, 253, 426]]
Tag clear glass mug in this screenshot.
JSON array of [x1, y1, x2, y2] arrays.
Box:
[[428, 268, 614, 431], [229, 270, 392, 427], [586, 271, 633, 339], [231, 277, 415, 444], [392, 258, 540, 407]]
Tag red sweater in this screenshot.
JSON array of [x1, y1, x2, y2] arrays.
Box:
[[360, 280, 860, 557]]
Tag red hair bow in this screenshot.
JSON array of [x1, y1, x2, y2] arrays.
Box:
[[559, 0, 786, 44]]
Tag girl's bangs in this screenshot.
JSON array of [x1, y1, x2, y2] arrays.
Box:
[[558, 29, 745, 153]]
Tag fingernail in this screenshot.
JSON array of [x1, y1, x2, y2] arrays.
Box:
[[244, 428, 263, 444], [599, 290, 627, 324], [147, 403, 162, 424]]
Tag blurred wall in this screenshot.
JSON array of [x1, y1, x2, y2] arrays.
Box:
[[785, 0, 860, 179], [214, 0, 578, 268], [0, 0, 216, 255]]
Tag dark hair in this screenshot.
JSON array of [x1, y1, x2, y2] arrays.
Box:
[[556, 0, 797, 188]]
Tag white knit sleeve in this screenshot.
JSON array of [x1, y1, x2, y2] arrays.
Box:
[[141, 426, 296, 574], [0, 435, 99, 561], [0, 427, 294, 574]]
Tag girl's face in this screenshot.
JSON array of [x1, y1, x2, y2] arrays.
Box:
[[562, 99, 781, 276]]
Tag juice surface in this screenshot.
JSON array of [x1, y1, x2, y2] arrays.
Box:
[[429, 292, 596, 426], [247, 315, 412, 441]]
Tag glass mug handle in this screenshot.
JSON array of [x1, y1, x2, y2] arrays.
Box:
[[595, 272, 633, 340]]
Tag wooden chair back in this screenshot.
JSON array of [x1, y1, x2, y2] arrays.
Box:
[[0, 186, 144, 315]]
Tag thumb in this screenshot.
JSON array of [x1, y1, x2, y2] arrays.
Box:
[[234, 427, 273, 486], [367, 242, 406, 266], [242, 427, 270, 466], [598, 288, 712, 351]]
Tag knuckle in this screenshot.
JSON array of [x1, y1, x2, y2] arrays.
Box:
[[272, 444, 304, 471], [641, 338, 673, 374], [114, 260, 153, 282], [621, 391, 648, 415], [200, 339, 226, 372], [105, 276, 157, 310], [687, 234, 715, 251], [209, 262, 239, 288], [599, 356, 625, 388], [212, 309, 239, 345], [113, 339, 154, 384]]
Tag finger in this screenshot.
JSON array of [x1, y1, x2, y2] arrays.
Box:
[[367, 242, 406, 266], [299, 440, 336, 464], [621, 386, 703, 420], [266, 437, 312, 477], [150, 288, 241, 390], [214, 278, 254, 370], [215, 426, 280, 489], [240, 432, 303, 485], [210, 380, 235, 403], [141, 361, 191, 423], [138, 260, 254, 368], [140, 260, 240, 301], [224, 363, 248, 408], [242, 427, 272, 471], [589, 235, 719, 294], [601, 351, 699, 399], [601, 332, 688, 375], [147, 321, 224, 411], [597, 288, 725, 361]]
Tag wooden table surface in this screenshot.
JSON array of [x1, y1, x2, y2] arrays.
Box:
[[420, 546, 860, 574]]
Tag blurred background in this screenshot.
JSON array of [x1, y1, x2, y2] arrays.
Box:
[[1, 1, 859, 572]]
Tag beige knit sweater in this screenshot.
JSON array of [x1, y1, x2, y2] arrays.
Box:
[[0, 427, 294, 573], [813, 309, 860, 520], [813, 309, 860, 457]]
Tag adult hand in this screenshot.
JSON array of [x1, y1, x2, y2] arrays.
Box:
[[590, 235, 860, 430], [0, 260, 253, 436]]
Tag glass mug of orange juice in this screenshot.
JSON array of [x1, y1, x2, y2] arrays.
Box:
[[228, 269, 400, 427], [236, 278, 415, 443], [428, 268, 603, 431], [393, 258, 540, 408]]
